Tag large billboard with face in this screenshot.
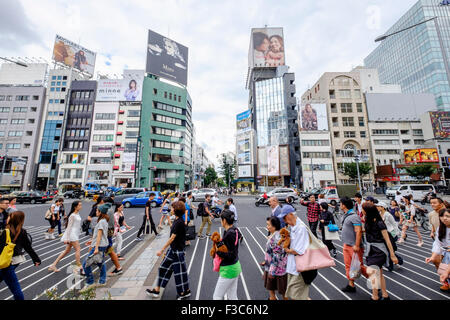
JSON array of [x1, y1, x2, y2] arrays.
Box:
[[236, 110, 252, 134], [96, 70, 144, 102], [52, 35, 96, 75], [249, 28, 285, 68], [404, 149, 439, 164], [146, 29, 188, 86], [300, 103, 328, 131]]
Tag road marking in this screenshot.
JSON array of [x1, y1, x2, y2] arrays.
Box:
[[239, 230, 263, 276], [239, 272, 251, 300], [311, 283, 330, 300], [195, 238, 209, 300], [243, 227, 265, 253], [317, 271, 352, 300], [187, 238, 200, 275]]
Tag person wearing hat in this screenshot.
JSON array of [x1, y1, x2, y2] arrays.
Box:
[[376, 201, 403, 271], [279, 205, 312, 300], [82, 203, 111, 291]]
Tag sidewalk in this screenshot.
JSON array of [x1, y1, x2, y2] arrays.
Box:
[[95, 226, 170, 300]]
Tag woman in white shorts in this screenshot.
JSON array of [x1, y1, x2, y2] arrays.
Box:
[[398, 195, 423, 247]]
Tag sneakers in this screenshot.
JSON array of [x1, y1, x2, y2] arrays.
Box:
[[341, 285, 356, 293], [397, 238, 405, 244], [135, 237, 143, 242], [44, 232, 49, 240], [108, 268, 123, 276], [49, 233, 55, 240], [177, 289, 191, 300], [58, 233, 63, 238], [331, 249, 337, 258], [146, 288, 160, 298], [198, 234, 206, 239], [417, 241, 423, 247], [80, 283, 97, 293], [206, 233, 211, 237]]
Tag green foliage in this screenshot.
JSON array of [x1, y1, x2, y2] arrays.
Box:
[[216, 178, 226, 187], [404, 164, 436, 180], [39, 286, 101, 300], [218, 153, 237, 187], [204, 167, 218, 187], [343, 162, 372, 180]]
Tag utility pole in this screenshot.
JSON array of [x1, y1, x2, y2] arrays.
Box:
[[355, 154, 363, 193], [310, 158, 315, 189]]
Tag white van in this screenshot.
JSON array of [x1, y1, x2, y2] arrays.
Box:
[[393, 184, 436, 200]]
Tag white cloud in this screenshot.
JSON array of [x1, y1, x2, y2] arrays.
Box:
[[6, 0, 417, 167]]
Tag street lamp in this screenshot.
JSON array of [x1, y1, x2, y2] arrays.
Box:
[[375, 16, 450, 90], [0, 57, 28, 67]]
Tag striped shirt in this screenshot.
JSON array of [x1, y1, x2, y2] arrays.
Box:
[[300, 201, 320, 222]]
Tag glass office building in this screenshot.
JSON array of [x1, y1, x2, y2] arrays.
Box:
[[255, 77, 288, 146], [365, 0, 450, 110]]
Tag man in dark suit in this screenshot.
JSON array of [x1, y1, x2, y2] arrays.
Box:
[[269, 197, 285, 228]]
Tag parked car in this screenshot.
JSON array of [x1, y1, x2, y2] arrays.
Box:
[[84, 183, 103, 197], [63, 189, 85, 199], [114, 187, 148, 203], [122, 191, 163, 208], [190, 188, 216, 202], [16, 191, 51, 204], [265, 188, 298, 203], [385, 185, 401, 200], [301, 187, 324, 200], [387, 184, 436, 201]]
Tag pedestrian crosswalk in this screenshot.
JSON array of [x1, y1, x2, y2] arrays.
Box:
[[162, 219, 449, 300]]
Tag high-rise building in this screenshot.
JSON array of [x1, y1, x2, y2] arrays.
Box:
[[34, 68, 84, 190], [58, 80, 97, 190], [0, 84, 46, 190], [301, 71, 375, 188], [137, 75, 193, 191], [246, 27, 300, 189], [364, 0, 450, 110]]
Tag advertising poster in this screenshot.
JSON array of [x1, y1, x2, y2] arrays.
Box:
[[236, 110, 252, 134], [96, 70, 144, 102], [267, 145, 280, 176], [429, 111, 450, 139], [404, 149, 439, 163], [146, 29, 188, 86], [258, 147, 268, 176], [279, 145, 290, 176], [238, 165, 252, 178], [300, 103, 328, 131], [250, 28, 285, 68], [52, 34, 96, 75]]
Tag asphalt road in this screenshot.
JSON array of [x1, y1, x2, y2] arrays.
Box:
[[0, 199, 148, 300], [161, 196, 450, 300]]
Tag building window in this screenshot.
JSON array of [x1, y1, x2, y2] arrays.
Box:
[[15, 95, 30, 101], [356, 103, 363, 112], [342, 117, 354, 127], [358, 117, 364, 126], [301, 140, 330, 146], [10, 119, 25, 124], [90, 157, 112, 164], [0, 107, 10, 113], [155, 102, 183, 114], [128, 110, 140, 117], [400, 130, 409, 135], [6, 143, 21, 149], [13, 107, 27, 113], [153, 140, 181, 150], [93, 134, 114, 141], [340, 103, 352, 113], [164, 92, 167, 98], [414, 139, 425, 145], [338, 90, 351, 99], [6, 96, 12, 101], [413, 129, 423, 136], [344, 131, 356, 138], [373, 140, 399, 145], [302, 152, 331, 158], [94, 123, 115, 130], [333, 131, 340, 138], [402, 140, 411, 144], [154, 114, 182, 126], [372, 129, 399, 135], [126, 131, 139, 138], [360, 131, 366, 138], [126, 120, 140, 128], [8, 131, 23, 137], [95, 113, 115, 120]]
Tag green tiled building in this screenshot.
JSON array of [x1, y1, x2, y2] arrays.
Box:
[[137, 75, 193, 191]]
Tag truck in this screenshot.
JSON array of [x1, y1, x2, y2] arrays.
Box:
[[320, 184, 358, 206]]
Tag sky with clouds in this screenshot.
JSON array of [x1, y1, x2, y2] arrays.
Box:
[[1, 0, 418, 167]]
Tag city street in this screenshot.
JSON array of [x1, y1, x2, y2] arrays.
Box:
[[160, 196, 449, 300], [0, 200, 146, 300]]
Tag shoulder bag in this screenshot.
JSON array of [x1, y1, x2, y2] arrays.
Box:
[[213, 229, 239, 272], [44, 206, 53, 220], [295, 221, 336, 272]]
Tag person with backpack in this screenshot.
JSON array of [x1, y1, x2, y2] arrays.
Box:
[[158, 194, 172, 230], [197, 194, 213, 239], [212, 210, 242, 300], [398, 194, 423, 247], [146, 201, 191, 300], [319, 202, 337, 258], [0, 211, 41, 300], [178, 197, 192, 246]]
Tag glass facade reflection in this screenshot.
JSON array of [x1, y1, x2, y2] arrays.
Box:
[[255, 77, 288, 146], [365, 0, 450, 110]]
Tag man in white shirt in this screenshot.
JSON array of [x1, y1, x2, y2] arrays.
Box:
[[395, 191, 403, 206], [279, 205, 311, 300], [226, 198, 237, 223]]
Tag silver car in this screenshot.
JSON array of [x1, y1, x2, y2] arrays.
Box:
[[191, 188, 216, 202], [267, 188, 298, 202]]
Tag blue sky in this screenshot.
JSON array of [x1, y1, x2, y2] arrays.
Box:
[[1, 0, 418, 166]]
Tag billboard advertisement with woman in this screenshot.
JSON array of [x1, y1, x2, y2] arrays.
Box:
[[52, 34, 96, 75], [300, 103, 328, 131], [96, 70, 144, 102], [249, 28, 285, 68]]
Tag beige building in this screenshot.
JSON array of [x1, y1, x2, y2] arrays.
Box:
[[301, 72, 374, 188]]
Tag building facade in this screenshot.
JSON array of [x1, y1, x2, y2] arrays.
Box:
[[138, 75, 193, 191], [0, 85, 46, 190], [35, 68, 84, 190], [58, 80, 97, 190], [301, 72, 375, 188], [364, 0, 450, 110]]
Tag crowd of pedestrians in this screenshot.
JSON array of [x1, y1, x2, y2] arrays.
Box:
[[0, 186, 449, 301]]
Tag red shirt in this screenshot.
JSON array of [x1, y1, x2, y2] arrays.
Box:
[[301, 201, 320, 222]]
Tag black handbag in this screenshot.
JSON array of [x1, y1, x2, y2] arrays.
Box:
[[301, 269, 318, 285]]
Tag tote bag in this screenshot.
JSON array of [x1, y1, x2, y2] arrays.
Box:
[[295, 221, 336, 272]]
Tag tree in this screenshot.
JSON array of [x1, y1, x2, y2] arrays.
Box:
[[343, 162, 372, 180], [216, 178, 226, 187], [404, 164, 436, 180], [204, 167, 217, 187], [218, 153, 237, 188]]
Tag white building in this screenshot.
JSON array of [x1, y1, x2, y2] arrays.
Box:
[[299, 131, 335, 190]]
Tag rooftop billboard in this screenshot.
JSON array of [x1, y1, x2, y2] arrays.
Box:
[[96, 70, 144, 102], [404, 148, 439, 164], [52, 34, 96, 75], [145, 29, 188, 86], [249, 28, 285, 68]]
